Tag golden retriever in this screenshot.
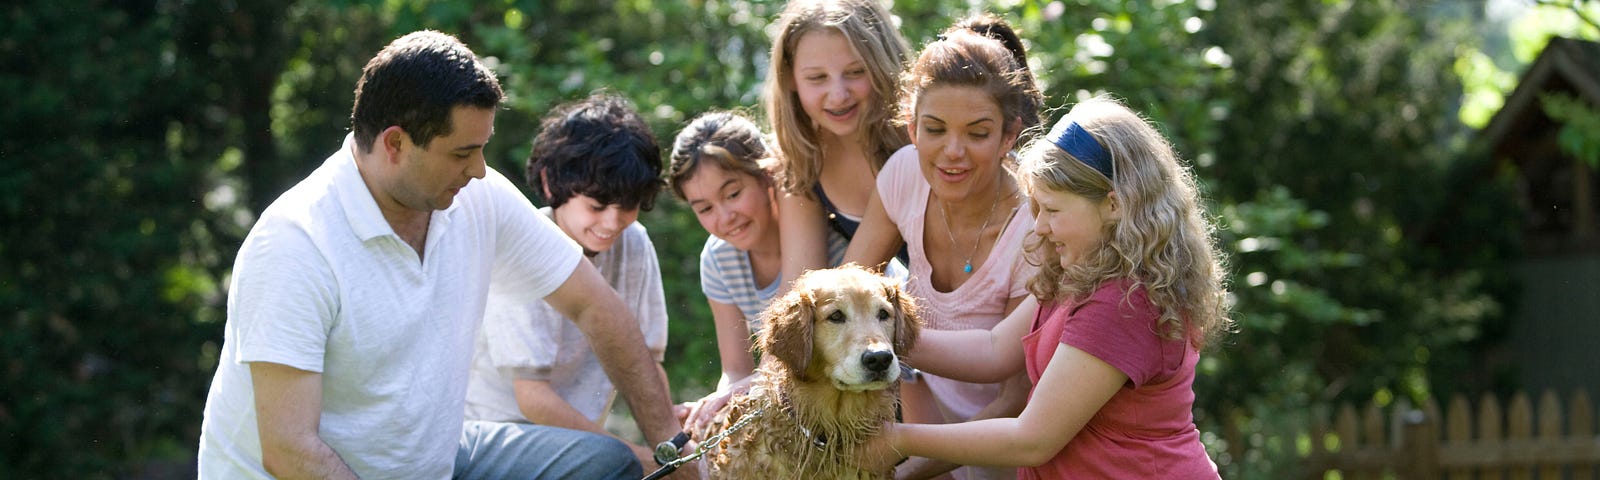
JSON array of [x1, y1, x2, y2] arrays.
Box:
[[690, 263, 920, 479]]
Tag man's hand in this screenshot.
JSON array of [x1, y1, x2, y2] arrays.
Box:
[[629, 444, 658, 473], [642, 438, 703, 480]]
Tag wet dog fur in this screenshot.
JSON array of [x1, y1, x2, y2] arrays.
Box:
[[691, 264, 920, 479]]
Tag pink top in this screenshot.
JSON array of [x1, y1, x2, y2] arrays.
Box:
[[878, 145, 1037, 421], [1020, 280, 1219, 479]]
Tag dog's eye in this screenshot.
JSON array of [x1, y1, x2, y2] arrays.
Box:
[[827, 311, 845, 323], [877, 309, 891, 321]]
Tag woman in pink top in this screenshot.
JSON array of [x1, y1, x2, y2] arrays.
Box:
[[844, 15, 1043, 480], [861, 96, 1232, 478]]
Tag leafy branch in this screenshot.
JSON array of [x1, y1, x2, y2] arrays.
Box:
[[1541, 92, 1600, 169], [1536, 0, 1600, 33]]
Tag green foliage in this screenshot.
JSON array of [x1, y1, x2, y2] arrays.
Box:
[[1458, 0, 1598, 128], [2, 1, 235, 477], [1186, 2, 1517, 477], [1523, 1, 1600, 57], [1455, 46, 1520, 128], [1542, 92, 1600, 169], [1, 0, 1533, 478]]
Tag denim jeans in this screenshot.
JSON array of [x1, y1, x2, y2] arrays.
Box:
[[455, 420, 642, 480]]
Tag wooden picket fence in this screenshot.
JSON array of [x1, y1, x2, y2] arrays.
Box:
[[1302, 389, 1600, 479]]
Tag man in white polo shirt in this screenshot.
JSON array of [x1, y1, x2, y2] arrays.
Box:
[[196, 30, 683, 479]]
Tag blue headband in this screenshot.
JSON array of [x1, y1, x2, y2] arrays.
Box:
[[1046, 119, 1113, 180]]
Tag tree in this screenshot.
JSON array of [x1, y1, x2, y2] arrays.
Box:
[[1460, 0, 1600, 168], [0, 1, 1528, 478], [1, 1, 247, 476]]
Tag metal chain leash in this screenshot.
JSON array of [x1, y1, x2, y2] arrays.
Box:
[[641, 406, 767, 480]]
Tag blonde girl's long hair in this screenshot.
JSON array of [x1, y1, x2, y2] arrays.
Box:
[[1018, 95, 1232, 348], [765, 0, 911, 197]]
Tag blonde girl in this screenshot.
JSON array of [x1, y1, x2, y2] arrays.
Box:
[[863, 96, 1231, 479], [768, 0, 913, 289]]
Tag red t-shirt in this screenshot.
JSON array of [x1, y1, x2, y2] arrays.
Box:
[[1018, 280, 1219, 479]]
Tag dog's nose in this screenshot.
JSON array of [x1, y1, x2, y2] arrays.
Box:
[[861, 350, 894, 372]]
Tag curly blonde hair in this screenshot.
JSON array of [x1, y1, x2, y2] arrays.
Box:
[[1018, 95, 1232, 348], [765, 0, 911, 197]]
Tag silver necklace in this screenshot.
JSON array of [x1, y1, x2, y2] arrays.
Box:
[[940, 188, 1007, 274]]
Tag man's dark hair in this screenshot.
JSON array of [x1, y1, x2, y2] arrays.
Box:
[[527, 93, 664, 211], [350, 30, 504, 153]]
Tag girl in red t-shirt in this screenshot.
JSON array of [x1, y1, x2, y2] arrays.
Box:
[[863, 95, 1232, 479]]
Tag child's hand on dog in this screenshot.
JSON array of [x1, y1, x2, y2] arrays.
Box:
[[855, 421, 907, 474], [683, 376, 753, 434], [683, 391, 725, 434], [673, 401, 695, 425]]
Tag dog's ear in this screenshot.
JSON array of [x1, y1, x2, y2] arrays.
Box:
[[887, 281, 920, 354], [760, 284, 814, 378]]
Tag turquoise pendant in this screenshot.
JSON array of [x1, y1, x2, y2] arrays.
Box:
[[963, 263, 973, 273]]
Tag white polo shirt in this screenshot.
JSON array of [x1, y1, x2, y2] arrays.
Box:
[[197, 134, 582, 479]]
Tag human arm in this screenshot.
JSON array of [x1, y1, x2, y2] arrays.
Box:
[[250, 362, 359, 480], [230, 218, 353, 478], [896, 294, 1032, 478], [906, 295, 1037, 384], [894, 371, 1030, 479], [510, 378, 656, 467], [544, 262, 680, 446], [840, 180, 904, 272], [686, 299, 758, 432], [777, 187, 832, 291], [876, 343, 1127, 469], [709, 300, 756, 387]]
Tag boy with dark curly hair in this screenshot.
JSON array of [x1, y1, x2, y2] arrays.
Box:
[[463, 92, 683, 473]]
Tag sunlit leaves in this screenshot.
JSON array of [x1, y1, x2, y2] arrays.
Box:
[[1542, 92, 1600, 169]]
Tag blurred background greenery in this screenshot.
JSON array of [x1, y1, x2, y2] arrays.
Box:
[[3, 0, 1596, 478]]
